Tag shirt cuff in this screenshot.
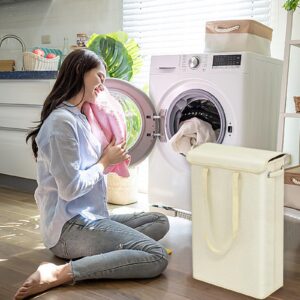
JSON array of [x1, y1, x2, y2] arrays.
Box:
[[92, 162, 105, 176]]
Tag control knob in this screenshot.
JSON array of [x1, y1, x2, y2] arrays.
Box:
[[189, 56, 200, 69]]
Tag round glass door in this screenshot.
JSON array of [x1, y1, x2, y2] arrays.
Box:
[[109, 91, 142, 150], [105, 78, 157, 166]]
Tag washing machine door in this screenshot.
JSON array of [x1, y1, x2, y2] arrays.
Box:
[[105, 78, 158, 166], [159, 79, 228, 146], [165, 88, 227, 144]]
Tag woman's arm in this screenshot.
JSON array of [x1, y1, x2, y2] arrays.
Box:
[[47, 133, 104, 201], [44, 122, 129, 202]]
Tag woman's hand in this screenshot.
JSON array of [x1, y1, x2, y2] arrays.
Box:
[[98, 138, 130, 169]]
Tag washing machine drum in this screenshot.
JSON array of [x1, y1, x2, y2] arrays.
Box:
[[167, 89, 226, 144]]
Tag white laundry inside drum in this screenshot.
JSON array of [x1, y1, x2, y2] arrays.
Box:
[[166, 89, 227, 145]]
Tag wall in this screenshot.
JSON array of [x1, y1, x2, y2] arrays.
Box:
[[271, 0, 300, 58], [0, 0, 122, 70], [270, 0, 287, 59]]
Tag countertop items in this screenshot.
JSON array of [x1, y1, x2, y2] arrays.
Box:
[[0, 60, 15, 71], [0, 71, 58, 80], [77, 33, 88, 47]]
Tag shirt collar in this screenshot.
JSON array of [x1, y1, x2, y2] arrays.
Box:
[[61, 101, 82, 115]]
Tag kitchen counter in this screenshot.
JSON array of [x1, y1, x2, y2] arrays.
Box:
[[0, 71, 58, 80]]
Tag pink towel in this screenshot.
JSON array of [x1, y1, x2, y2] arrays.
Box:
[[82, 87, 130, 177]]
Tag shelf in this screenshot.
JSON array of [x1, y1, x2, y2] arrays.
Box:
[[284, 113, 300, 118], [277, 11, 299, 152], [290, 40, 300, 47]]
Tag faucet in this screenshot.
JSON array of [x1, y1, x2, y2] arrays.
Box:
[[0, 34, 27, 71]]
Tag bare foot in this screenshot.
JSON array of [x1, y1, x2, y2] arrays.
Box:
[[14, 262, 73, 299]]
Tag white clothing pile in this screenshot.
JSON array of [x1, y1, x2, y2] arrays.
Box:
[[170, 117, 216, 155]]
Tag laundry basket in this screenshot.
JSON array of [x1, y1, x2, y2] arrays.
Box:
[[23, 52, 60, 71], [107, 167, 138, 205], [186, 143, 289, 299]]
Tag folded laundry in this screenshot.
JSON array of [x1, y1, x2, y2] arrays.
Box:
[[82, 87, 130, 177], [170, 117, 216, 155]]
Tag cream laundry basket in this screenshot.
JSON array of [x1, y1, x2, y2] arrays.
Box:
[[186, 143, 289, 299]]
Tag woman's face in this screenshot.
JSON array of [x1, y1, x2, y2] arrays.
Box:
[[83, 65, 106, 104]]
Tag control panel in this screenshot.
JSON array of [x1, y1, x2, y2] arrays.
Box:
[[212, 54, 242, 67], [181, 54, 242, 71]]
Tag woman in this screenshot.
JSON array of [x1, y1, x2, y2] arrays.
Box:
[[14, 49, 169, 300]]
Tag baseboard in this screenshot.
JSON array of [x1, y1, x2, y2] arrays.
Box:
[[0, 173, 37, 193]]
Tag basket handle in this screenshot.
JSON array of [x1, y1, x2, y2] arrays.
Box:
[[292, 177, 300, 185], [215, 25, 240, 33], [201, 168, 239, 255]]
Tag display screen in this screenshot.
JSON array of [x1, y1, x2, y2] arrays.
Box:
[[213, 54, 242, 66]]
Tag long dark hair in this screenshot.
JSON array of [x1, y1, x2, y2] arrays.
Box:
[[26, 48, 105, 159]]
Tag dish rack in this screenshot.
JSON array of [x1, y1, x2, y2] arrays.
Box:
[[23, 52, 60, 71]]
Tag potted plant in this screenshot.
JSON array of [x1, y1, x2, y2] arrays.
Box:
[[283, 0, 300, 11], [87, 31, 142, 81]]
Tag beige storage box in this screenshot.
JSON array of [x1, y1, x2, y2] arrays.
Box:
[[205, 19, 273, 56], [284, 165, 300, 210], [186, 143, 288, 299]]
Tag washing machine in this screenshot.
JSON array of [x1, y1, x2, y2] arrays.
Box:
[[105, 52, 282, 214]]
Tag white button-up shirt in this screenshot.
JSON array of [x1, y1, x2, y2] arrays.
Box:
[[35, 103, 109, 249]]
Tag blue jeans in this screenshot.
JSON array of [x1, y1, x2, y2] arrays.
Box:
[[50, 212, 169, 282]]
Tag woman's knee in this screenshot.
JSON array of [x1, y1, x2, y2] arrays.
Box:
[[149, 250, 169, 277], [154, 212, 170, 235], [160, 212, 170, 229]]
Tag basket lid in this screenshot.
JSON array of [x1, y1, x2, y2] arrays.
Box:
[[186, 143, 286, 174]]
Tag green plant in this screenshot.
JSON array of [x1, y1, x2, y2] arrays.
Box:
[[87, 31, 143, 149], [283, 0, 300, 11], [87, 31, 143, 81]]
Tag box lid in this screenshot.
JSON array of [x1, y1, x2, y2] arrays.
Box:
[[186, 143, 286, 174]]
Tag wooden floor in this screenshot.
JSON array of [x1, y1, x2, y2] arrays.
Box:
[[0, 187, 300, 300]]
